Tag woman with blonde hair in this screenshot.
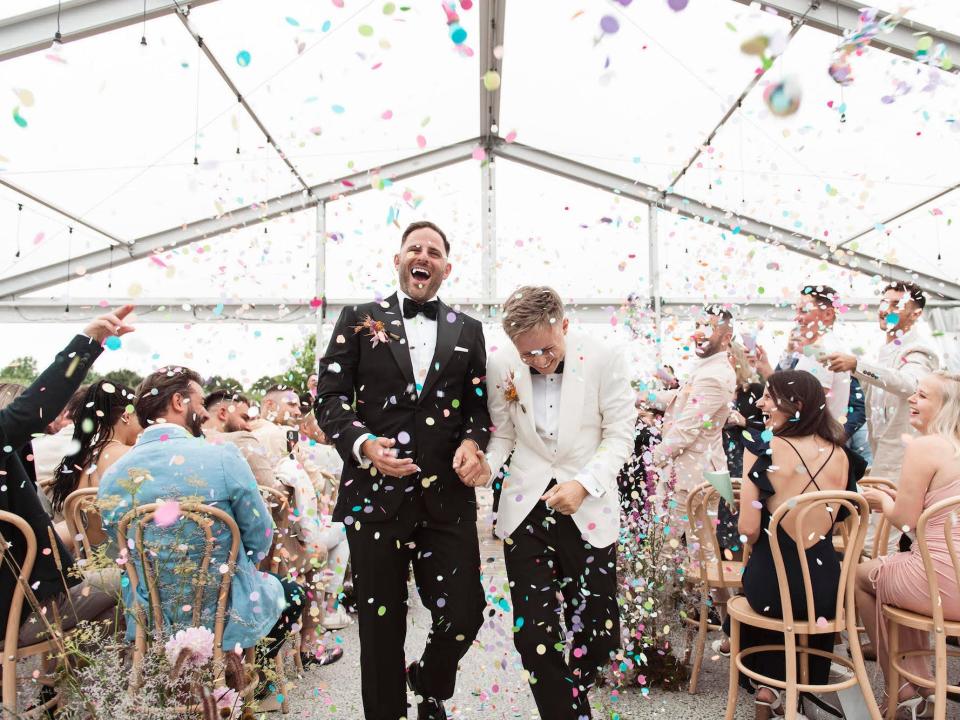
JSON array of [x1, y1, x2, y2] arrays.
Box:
[[856, 370, 960, 718]]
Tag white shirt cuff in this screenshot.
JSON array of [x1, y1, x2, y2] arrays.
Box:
[[574, 471, 605, 498], [352, 434, 372, 469]]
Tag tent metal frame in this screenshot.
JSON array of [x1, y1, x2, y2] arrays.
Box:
[[0, 0, 958, 325]]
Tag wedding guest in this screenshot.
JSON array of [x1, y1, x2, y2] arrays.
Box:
[[650, 305, 736, 537], [49, 379, 141, 551], [98, 367, 301, 711], [728, 370, 865, 717], [203, 389, 277, 490], [826, 282, 940, 480], [855, 371, 960, 717], [2, 308, 134, 649]]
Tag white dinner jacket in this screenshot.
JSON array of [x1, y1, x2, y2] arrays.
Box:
[[484, 330, 637, 548]]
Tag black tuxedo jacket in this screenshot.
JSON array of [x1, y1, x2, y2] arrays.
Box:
[[315, 293, 491, 524], [0, 334, 102, 638]]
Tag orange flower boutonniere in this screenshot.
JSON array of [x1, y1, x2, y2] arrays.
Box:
[[504, 370, 526, 414], [352, 314, 399, 348]]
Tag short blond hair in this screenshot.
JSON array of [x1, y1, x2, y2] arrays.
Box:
[[502, 286, 565, 339]]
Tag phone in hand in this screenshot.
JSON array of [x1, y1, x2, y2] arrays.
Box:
[[286, 429, 298, 456], [742, 331, 757, 354]]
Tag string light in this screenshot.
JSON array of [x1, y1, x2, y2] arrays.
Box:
[[15, 203, 22, 258]]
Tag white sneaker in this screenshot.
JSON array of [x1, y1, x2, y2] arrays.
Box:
[[322, 606, 353, 630]]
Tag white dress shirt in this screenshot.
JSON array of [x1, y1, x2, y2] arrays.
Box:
[[351, 288, 439, 465], [531, 365, 605, 498]]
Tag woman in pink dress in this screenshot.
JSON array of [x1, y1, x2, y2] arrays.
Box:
[[856, 370, 960, 718]]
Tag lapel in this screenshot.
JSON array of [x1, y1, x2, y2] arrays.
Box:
[[512, 364, 550, 455], [555, 335, 587, 451], [419, 298, 463, 402], [369, 293, 415, 389]]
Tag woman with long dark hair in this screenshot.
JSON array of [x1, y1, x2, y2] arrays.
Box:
[[725, 370, 866, 719], [50, 379, 141, 549]]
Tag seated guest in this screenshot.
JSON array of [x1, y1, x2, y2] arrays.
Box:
[[1, 309, 133, 649], [202, 389, 277, 489], [728, 370, 865, 717], [856, 371, 960, 717], [49, 379, 140, 553], [98, 367, 302, 708], [298, 408, 342, 500]]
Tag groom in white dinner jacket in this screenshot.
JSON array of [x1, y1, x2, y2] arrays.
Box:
[[473, 285, 636, 720]]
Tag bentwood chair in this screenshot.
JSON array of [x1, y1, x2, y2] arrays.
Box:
[[723, 491, 881, 720], [683, 481, 744, 694], [117, 502, 281, 713], [63, 487, 99, 562], [1, 511, 69, 718], [882, 495, 960, 720]]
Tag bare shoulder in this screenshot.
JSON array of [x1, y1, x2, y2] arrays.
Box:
[[906, 434, 954, 463]]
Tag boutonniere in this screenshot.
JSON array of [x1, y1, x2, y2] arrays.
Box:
[[352, 315, 400, 348], [504, 370, 526, 414]]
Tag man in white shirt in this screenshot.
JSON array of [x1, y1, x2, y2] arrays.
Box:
[[482, 286, 636, 720], [826, 281, 940, 479]]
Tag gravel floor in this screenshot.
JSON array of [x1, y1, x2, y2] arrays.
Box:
[[276, 493, 940, 720]]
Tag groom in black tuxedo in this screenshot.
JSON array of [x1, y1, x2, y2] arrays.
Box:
[[315, 221, 492, 720]]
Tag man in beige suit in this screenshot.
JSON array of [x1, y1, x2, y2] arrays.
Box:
[[202, 389, 277, 489], [651, 306, 736, 534], [826, 281, 939, 479]]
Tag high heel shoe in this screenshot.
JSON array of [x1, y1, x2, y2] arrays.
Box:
[[895, 694, 935, 720], [754, 684, 808, 720]]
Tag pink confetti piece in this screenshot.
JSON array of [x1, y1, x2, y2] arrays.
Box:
[[153, 500, 181, 528], [416, 135, 427, 149]]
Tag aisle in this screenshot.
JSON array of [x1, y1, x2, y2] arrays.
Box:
[[284, 490, 750, 719]]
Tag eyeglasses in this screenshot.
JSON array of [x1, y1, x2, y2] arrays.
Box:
[[519, 346, 557, 364]]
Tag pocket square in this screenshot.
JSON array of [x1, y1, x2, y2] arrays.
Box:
[[454, 346, 469, 352]]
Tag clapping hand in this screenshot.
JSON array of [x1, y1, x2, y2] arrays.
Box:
[[83, 304, 136, 345], [753, 344, 774, 379], [454, 441, 491, 487]]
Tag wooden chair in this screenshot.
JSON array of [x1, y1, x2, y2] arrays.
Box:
[[882, 495, 960, 720], [1, 511, 68, 718], [859, 477, 896, 559], [258, 486, 292, 576], [683, 481, 744, 694], [63, 487, 99, 562], [723, 491, 881, 720]]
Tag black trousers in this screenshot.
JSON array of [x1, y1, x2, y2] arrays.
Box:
[[503, 493, 620, 720], [346, 493, 485, 720]]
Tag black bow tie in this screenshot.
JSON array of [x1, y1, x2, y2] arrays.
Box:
[[402, 298, 439, 320], [531, 361, 564, 376]]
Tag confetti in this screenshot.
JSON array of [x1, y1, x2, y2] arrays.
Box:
[[235, 50, 251, 67]]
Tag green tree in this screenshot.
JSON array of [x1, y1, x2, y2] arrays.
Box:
[[1, 356, 38, 382], [203, 375, 245, 394], [101, 368, 144, 391]]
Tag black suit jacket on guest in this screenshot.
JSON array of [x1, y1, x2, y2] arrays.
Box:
[[0, 334, 102, 638], [315, 293, 491, 525]]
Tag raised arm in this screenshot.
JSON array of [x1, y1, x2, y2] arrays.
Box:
[[855, 347, 939, 399]]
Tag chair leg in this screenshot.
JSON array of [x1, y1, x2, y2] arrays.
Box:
[[784, 633, 798, 720], [688, 594, 709, 694], [724, 618, 740, 720], [933, 632, 947, 720], [798, 634, 810, 686], [886, 619, 900, 720], [846, 610, 882, 720], [274, 651, 289, 715], [2, 654, 18, 717], [294, 632, 304, 673]]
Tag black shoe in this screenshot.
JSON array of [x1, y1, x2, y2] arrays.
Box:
[[406, 662, 447, 720], [300, 645, 344, 668]]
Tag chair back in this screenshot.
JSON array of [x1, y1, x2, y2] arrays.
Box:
[[859, 476, 896, 557], [258, 486, 291, 575], [686, 480, 742, 586], [0, 511, 40, 654], [117, 502, 241, 665], [767, 490, 869, 634], [916, 495, 960, 635], [63, 488, 99, 561]]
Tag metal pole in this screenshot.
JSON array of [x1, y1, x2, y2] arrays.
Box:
[[481, 157, 497, 313], [648, 206, 662, 363], [315, 201, 327, 356]]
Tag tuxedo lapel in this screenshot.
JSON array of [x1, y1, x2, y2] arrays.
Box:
[[513, 365, 550, 455], [556, 343, 586, 451], [370, 293, 415, 388], [419, 299, 463, 402]]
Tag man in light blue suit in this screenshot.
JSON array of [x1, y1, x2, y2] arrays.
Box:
[[99, 366, 301, 710]]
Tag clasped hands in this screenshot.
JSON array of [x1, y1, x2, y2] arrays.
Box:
[[359, 436, 492, 487]]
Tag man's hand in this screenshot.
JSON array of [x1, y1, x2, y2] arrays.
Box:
[[361, 436, 419, 477], [826, 352, 857, 373], [454, 440, 490, 487], [83, 304, 136, 345], [541, 481, 589, 515], [753, 344, 774, 380], [726, 410, 747, 428]]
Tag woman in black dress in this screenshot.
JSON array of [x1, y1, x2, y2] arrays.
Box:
[[725, 370, 866, 718]]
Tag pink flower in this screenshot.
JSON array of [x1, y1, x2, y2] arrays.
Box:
[[213, 687, 241, 718], [164, 626, 214, 669]]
